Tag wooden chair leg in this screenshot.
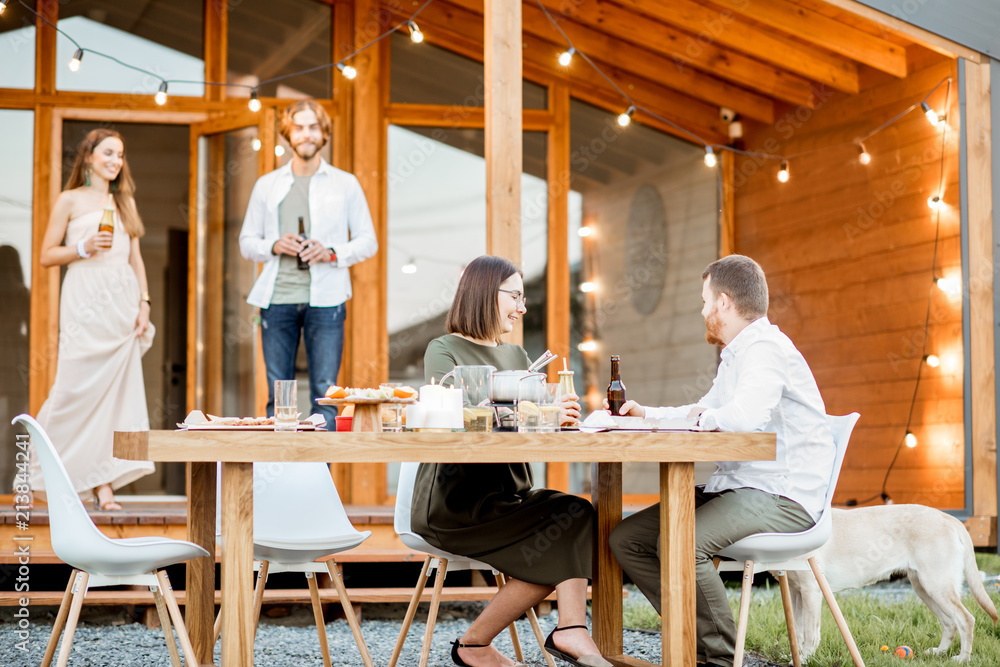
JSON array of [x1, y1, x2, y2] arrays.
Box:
[[388, 556, 432, 667], [56, 571, 89, 667], [41, 569, 77, 667], [156, 570, 200, 667], [732, 561, 755, 667], [496, 572, 525, 661], [808, 557, 866, 667], [152, 585, 183, 667], [252, 560, 270, 641], [213, 606, 223, 647], [418, 558, 449, 667], [326, 559, 374, 667], [526, 603, 557, 667], [777, 572, 802, 667], [307, 571, 333, 667]]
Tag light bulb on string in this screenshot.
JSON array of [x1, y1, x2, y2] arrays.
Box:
[[248, 89, 261, 112], [904, 432, 918, 448], [577, 226, 593, 238], [777, 160, 790, 183], [704, 146, 717, 168], [857, 143, 871, 165], [934, 275, 961, 297], [401, 259, 417, 274], [927, 195, 942, 209], [408, 21, 424, 43], [0, 1, 8, 16], [251, 138, 262, 152], [923, 354, 940, 368], [921, 102, 941, 127], [617, 105, 635, 128], [274, 145, 285, 157], [558, 47, 575, 67], [580, 281, 596, 293], [578, 339, 598, 353], [68, 48, 83, 72], [154, 81, 168, 106], [337, 63, 357, 80]]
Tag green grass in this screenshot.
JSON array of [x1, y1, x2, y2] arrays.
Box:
[[622, 574, 1000, 666]]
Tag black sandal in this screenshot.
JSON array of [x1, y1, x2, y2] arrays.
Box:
[[451, 638, 526, 667], [544, 625, 613, 667]]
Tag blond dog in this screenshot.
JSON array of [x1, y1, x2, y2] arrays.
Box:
[[784, 505, 998, 662]]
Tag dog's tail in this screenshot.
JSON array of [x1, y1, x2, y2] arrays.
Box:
[[962, 528, 999, 624]]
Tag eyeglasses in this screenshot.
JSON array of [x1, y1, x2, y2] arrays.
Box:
[[498, 289, 527, 305]]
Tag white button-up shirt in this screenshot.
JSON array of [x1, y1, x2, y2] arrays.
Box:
[[646, 317, 835, 519], [239, 159, 378, 308]]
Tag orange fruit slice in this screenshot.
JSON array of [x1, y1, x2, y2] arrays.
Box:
[[394, 386, 418, 399], [325, 385, 347, 399]]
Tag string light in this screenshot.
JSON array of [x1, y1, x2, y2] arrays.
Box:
[[617, 105, 635, 128], [337, 63, 357, 80], [274, 145, 285, 157], [248, 89, 261, 112], [68, 48, 83, 72], [558, 47, 576, 67], [408, 21, 424, 43], [578, 339, 597, 353], [577, 226, 593, 238], [777, 160, 790, 183], [579, 281, 596, 293], [401, 258, 417, 274], [935, 276, 961, 297], [927, 194, 942, 209], [921, 102, 941, 127], [251, 138, 262, 152], [857, 143, 871, 165], [0, 1, 8, 15], [704, 146, 717, 168], [923, 354, 940, 368], [154, 81, 168, 105], [904, 432, 918, 448]]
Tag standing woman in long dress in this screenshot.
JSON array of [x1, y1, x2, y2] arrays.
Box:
[[28, 129, 155, 511]]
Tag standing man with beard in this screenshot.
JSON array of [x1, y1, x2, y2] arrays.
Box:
[[240, 99, 377, 428], [605, 254, 835, 667]]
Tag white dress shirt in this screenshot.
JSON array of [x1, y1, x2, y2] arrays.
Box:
[[645, 317, 835, 519], [239, 159, 378, 308]]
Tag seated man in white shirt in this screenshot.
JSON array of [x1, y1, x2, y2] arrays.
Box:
[[608, 254, 835, 667]]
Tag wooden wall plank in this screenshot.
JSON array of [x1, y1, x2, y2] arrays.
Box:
[[964, 60, 996, 517]]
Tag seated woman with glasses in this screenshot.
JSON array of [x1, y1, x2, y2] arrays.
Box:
[[414, 255, 609, 667]]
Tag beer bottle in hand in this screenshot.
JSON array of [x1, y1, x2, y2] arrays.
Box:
[[98, 194, 115, 235], [296, 216, 310, 270], [607, 355, 627, 415]]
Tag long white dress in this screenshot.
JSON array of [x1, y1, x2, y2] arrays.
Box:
[[29, 209, 155, 501]]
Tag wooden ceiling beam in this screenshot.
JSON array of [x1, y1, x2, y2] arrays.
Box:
[[444, 0, 774, 123], [534, 0, 817, 109], [614, 0, 859, 93], [706, 0, 907, 77], [384, 1, 729, 145]]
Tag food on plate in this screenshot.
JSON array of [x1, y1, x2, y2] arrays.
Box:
[[325, 385, 348, 399], [324, 386, 407, 400], [393, 385, 418, 399]]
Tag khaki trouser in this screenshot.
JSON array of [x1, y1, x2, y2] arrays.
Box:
[[609, 486, 814, 667]]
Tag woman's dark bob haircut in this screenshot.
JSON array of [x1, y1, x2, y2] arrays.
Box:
[[446, 255, 522, 343]]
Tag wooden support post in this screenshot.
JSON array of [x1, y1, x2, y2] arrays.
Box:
[[205, 0, 228, 102], [965, 60, 996, 520], [484, 0, 523, 266], [720, 150, 735, 258], [592, 462, 623, 656]]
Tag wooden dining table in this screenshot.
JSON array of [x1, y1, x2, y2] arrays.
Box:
[[114, 428, 775, 667]]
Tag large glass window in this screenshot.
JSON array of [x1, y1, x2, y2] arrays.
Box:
[[1, 110, 33, 492], [0, 0, 35, 89], [568, 98, 720, 495], [390, 32, 547, 109], [228, 0, 331, 99], [56, 2, 205, 97]]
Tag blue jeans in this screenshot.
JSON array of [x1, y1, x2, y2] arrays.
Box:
[[260, 303, 345, 430]]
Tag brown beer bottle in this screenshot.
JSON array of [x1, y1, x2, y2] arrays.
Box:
[[98, 194, 115, 235], [607, 355, 626, 415], [296, 216, 310, 270]]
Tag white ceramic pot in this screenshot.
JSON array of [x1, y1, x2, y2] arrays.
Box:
[[489, 370, 546, 403]]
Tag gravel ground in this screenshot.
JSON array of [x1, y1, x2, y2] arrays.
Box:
[[0, 601, 784, 666]]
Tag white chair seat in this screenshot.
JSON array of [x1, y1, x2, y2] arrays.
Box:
[[254, 531, 370, 563], [14, 414, 208, 667], [717, 511, 831, 564]]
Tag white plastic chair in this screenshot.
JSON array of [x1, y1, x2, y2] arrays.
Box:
[[389, 462, 556, 667], [212, 461, 373, 667], [14, 414, 209, 667], [715, 412, 864, 667]]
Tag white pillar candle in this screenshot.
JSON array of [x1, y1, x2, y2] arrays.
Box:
[[405, 403, 425, 429]]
